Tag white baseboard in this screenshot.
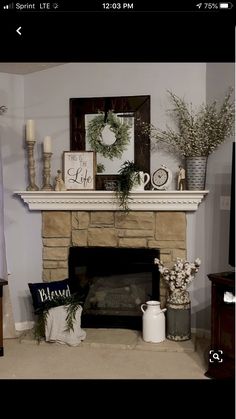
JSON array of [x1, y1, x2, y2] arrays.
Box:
[[15, 321, 35, 331]]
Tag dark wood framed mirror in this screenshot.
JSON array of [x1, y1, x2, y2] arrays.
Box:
[[70, 95, 150, 190]]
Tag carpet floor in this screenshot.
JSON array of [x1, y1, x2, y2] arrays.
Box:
[[0, 328, 210, 379]]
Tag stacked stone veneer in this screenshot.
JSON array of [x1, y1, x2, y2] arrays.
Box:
[[42, 211, 186, 307]]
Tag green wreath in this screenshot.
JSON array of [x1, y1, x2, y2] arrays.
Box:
[[87, 111, 131, 160]]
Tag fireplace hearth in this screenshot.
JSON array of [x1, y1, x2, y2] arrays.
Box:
[[69, 247, 160, 330]]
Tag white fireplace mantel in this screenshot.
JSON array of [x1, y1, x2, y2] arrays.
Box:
[[15, 190, 209, 211]]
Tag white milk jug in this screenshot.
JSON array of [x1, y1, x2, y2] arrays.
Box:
[[141, 300, 167, 343], [132, 171, 150, 192]]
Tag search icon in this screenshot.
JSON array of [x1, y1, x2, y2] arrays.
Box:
[[209, 350, 223, 363]]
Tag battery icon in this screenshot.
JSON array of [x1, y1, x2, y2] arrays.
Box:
[[219, 2, 233, 8]]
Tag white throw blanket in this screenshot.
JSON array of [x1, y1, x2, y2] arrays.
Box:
[[45, 305, 86, 346]]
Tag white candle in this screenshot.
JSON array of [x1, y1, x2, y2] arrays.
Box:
[[43, 136, 52, 153], [26, 119, 35, 141]]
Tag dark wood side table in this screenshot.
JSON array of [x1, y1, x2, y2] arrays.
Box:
[[0, 278, 8, 356], [205, 272, 235, 379]]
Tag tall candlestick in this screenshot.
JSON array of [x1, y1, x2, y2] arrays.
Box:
[[41, 152, 53, 190], [26, 140, 39, 191], [26, 120, 35, 141], [43, 136, 52, 153]]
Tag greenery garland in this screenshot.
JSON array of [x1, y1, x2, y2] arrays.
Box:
[[87, 111, 131, 160]]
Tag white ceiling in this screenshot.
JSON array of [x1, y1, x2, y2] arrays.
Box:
[[0, 63, 66, 75]]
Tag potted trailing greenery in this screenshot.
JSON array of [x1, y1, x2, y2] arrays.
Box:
[[116, 160, 143, 212], [142, 88, 235, 189]]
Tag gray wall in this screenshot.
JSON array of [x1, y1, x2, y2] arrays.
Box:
[[0, 73, 42, 327], [206, 63, 234, 271], [187, 63, 234, 331], [0, 62, 234, 331]]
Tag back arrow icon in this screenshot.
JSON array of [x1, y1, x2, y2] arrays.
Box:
[[16, 27, 22, 35]]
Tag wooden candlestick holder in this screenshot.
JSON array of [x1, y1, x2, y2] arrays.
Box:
[[26, 140, 39, 191], [41, 152, 53, 190]]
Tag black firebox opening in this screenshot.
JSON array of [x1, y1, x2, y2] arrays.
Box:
[[68, 247, 160, 330]]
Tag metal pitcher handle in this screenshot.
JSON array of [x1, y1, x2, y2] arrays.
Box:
[[141, 303, 147, 313]]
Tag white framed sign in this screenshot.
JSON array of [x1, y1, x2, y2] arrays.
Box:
[[63, 151, 96, 190]]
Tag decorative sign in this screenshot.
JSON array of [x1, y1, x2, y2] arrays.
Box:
[[63, 151, 96, 190]]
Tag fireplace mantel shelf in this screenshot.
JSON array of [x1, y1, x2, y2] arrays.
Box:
[[15, 190, 209, 211]]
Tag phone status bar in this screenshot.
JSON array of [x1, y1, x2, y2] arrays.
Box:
[[1, 1, 234, 12]]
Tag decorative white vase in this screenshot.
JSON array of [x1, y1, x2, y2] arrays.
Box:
[[186, 156, 207, 190], [141, 300, 166, 343]]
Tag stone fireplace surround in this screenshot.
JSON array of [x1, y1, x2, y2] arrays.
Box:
[[42, 210, 187, 307], [16, 190, 208, 309]]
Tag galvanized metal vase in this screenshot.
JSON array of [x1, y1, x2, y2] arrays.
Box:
[[166, 290, 191, 341], [166, 301, 191, 341], [186, 156, 207, 190]]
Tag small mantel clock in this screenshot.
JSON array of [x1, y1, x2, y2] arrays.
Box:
[[151, 165, 172, 190]]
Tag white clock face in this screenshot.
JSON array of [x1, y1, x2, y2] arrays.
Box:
[[151, 166, 172, 190], [153, 168, 168, 187]]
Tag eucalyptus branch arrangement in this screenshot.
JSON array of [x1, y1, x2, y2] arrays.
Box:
[[142, 88, 235, 157]]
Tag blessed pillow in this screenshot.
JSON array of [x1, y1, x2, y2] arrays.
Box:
[[28, 278, 71, 312]]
